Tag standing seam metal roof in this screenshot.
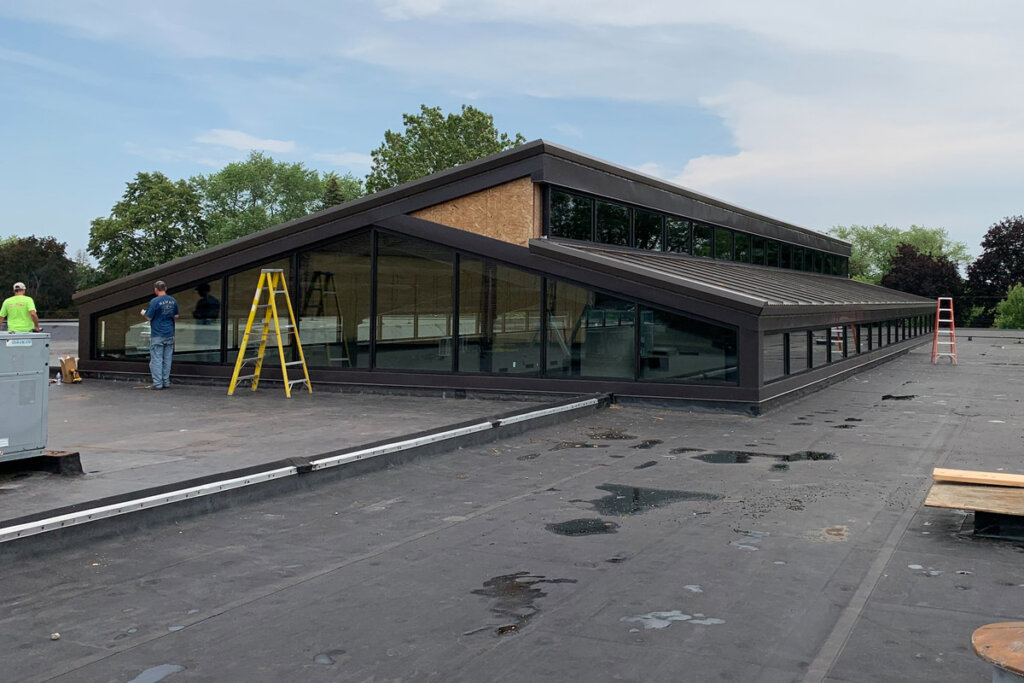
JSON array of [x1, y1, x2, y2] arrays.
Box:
[[532, 240, 934, 309]]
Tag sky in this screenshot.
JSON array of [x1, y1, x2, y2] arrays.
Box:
[[3, 0, 1024, 261]]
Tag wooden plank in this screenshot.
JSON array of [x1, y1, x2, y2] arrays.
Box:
[[973, 622, 1024, 675], [925, 482, 1024, 516], [933, 468, 1024, 488]]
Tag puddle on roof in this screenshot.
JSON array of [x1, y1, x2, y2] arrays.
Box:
[[546, 518, 620, 536], [470, 572, 577, 636], [634, 461, 658, 470], [589, 483, 721, 516], [693, 450, 837, 465], [882, 394, 916, 401], [631, 439, 663, 449], [669, 447, 704, 454]]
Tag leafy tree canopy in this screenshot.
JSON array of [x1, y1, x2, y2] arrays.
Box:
[[994, 282, 1024, 329], [0, 236, 78, 317], [828, 224, 971, 285], [880, 243, 963, 299], [193, 151, 327, 245], [88, 172, 207, 282], [320, 171, 363, 211], [365, 104, 526, 194]]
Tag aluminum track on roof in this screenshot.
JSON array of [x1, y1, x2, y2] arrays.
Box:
[[537, 241, 933, 308]]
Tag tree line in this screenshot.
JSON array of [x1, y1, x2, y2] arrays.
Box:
[[828, 218, 1024, 327]]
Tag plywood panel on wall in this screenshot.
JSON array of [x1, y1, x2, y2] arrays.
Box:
[[412, 176, 539, 246]]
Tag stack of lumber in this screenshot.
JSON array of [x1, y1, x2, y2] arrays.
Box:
[[925, 468, 1024, 515]]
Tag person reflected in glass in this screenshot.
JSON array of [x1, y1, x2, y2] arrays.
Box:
[[193, 283, 220, 324]]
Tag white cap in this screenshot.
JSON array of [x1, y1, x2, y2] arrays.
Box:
[[13, 282, 25, 291]]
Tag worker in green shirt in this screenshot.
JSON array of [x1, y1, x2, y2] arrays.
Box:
[[0, 282, 42, 332]]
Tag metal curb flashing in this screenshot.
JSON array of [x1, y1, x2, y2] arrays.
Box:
[[0, 467, 297, 543], [491, 397, 600, 426], [309, 421, 495, 471], [0, 396, 606, 545]]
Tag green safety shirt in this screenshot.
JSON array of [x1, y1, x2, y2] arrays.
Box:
[[0, 295, 37, 332]]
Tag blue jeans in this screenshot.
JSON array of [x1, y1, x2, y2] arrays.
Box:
[[149, 335, 174, 387]]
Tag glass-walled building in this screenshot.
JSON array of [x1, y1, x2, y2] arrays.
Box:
[[75, 141, 934, 413]]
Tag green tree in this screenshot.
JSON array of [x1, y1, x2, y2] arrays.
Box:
[[72, 248, 104, 291], [320, 172, 363, 210], [828, 224, 971, 285], [0, 236, 78, 317], [88, 172, 208, 281], [365, 104, 526, 194], [194, 151, 325, 244], [994, 283, 1024, 329]]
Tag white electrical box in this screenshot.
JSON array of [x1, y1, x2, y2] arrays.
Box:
[[0, 332, 50, 463]]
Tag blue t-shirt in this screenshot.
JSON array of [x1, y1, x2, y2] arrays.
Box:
[[145, 294, 179, 337]]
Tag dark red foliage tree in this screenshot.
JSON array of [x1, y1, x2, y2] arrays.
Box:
[[966, 216, 1024, 326], [881, 243, 963, 299]]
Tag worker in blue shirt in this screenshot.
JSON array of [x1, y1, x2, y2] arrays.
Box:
[[140, 280, 179, 390]]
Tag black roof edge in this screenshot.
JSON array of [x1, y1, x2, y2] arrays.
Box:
[[75, 138, 848, 304]]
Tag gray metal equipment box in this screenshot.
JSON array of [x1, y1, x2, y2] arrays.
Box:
[[0, 332, 50, 463]]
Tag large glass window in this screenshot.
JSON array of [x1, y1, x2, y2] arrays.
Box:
[[549, 190, 592, 241], [792, 247, 806, 271], [751, 237, 766, 265], [172, 282, 222, 363], [546, 282, 634, 379], [693, 223, 713, 258], [633, 210, 663, 251], [638, 307, 737, 383], [666, 217, 691, 254], [766, 240, 780, 267], [714, 227, 733, 260], [789, 331, 808, 373], [458, 258, 541, 375], [297, 232, 371, 369], [811, 328, 830, 367], [596, 201, 629, 246], [375, 234, 454, 372], [763, 332, 787, 381], [780, 244, 792, 269], [733, 233, 750, 263], [227, 259, 292, 367], [858, 324, 871, 352], [94, 295, 153, 361]]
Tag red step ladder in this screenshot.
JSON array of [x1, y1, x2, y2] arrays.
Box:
[[931, 297, 957, 365]]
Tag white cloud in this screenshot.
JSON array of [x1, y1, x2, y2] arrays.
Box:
[[194, 129, 295, 153], [7, 0, 1024, 249]]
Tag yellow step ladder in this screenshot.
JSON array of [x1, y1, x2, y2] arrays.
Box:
[[228, 268, 312, 397], [931, 297, 957, 365]]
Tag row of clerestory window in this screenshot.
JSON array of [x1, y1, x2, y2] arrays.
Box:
[[547, 188, 850, 277]]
